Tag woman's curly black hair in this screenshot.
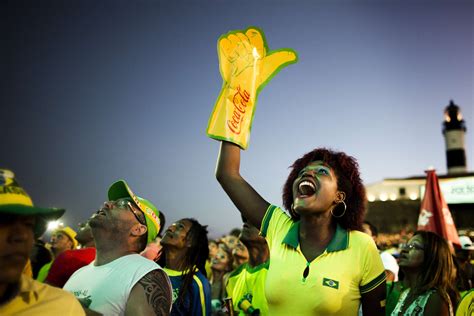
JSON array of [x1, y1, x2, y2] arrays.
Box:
[[282, 148, 366, 231]]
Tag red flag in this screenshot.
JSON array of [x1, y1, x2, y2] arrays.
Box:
[[417, 169, 461, 247]]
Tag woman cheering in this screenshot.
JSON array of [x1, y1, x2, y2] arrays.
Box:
[[216, 143, 386, 315], [208, 27, 386, 315]]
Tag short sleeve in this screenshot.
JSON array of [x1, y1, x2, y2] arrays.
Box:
[[260, 205, 277, 237], [259, 205, 292, 249], [359, 237, 386, 294]]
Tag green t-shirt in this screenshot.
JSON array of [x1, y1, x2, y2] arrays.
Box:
[[455, 288, 473, 316], [36, 261, 52, 283], [386, 281, 404, 315]]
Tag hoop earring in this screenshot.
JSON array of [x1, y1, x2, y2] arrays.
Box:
[[331, 201, 346, 218]]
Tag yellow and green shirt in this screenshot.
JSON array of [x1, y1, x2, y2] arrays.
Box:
[[0, 274, 85, 315], [260, 205, 386, 315], [226, 261, 269, 315], [163, 267, 211, 316], [455, 288, 473, 316]]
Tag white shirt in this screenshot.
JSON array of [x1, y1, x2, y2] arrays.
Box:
[[380, 251, 399, 281], [64, 254, 161, 316]]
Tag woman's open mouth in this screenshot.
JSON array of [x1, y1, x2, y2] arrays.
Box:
[[297, 179, 317, 197]]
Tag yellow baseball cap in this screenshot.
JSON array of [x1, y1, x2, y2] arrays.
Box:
[[0, 169, 65, 237], [54, 226, 78, 249]]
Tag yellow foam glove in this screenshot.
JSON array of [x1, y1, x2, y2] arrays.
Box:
[[207, 27, 298, 149]]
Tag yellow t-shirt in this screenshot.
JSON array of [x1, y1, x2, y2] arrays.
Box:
[[22, 259, 33, 278], [456, 289, 473, 316], [0, 274, 85, 315], [260, 205, 386, 315], [226, 261, 269, 315], [205, 259, 212, 279]]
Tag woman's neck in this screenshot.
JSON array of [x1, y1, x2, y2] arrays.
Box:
[[300, 212, 334, 241], [297, 212, 336, 262], [211, 269, 225, 283], [402, 269, 422, 291], [301, 213, 335, 242]]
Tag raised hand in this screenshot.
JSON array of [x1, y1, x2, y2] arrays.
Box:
[[207, 27, 298, 149]]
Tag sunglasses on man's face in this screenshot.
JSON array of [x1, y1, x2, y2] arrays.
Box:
[[113, 199, 146, 226]]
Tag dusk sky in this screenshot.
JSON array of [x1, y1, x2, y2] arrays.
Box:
[[4, 0, 473, 238]]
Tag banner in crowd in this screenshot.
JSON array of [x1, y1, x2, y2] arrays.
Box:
[[417, 169, 461, 247]]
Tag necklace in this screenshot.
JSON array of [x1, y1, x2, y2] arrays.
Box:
[[393, 288, 414, 315], [393, 288, 439, 316]]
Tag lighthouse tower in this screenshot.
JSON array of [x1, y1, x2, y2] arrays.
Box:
[[443, 100, 467, 174]]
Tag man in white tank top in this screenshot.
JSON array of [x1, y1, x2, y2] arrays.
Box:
[[64, 180, 172, 315]]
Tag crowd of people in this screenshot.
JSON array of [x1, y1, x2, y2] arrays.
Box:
[[1, 160, 473, 316]]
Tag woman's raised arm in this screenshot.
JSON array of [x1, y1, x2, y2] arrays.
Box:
[[215, 141, 269, 229]]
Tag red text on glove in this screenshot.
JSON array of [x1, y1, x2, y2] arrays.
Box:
[[227, 86, 250, 135]]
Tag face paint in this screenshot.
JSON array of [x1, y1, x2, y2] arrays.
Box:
[[292, 161, 339, 215], [297, 164, 331, 181], [294, 162, 332, 198]]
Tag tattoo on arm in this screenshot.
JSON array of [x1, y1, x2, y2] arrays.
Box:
[[138, 269, 172, 316]]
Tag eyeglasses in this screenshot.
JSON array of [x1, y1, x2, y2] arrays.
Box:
[[113, 199, 146, 226], [400, 243, 425, 251]]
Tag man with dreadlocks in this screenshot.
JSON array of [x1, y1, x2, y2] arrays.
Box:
[[159, 218, 211, 316]]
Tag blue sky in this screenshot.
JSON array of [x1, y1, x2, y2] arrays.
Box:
[[3, 0, 473, 238]]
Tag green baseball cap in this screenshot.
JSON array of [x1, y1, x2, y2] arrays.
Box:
[[108, 180, 160, 244], [0, 169, 65, 237]]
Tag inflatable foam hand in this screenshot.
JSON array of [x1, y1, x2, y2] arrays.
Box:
[[207, 27, 297, 149]]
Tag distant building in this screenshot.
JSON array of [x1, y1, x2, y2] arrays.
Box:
[[365, 173, 474, 233], [365, 101, 472, 233]]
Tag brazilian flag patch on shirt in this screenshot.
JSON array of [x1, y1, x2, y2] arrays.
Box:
[[322, 278, 339, 289]]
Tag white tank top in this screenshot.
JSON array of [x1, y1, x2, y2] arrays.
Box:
[[64, 253, 161, 316]]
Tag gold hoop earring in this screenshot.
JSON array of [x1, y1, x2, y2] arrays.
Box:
[[331, 201, 346, 218]]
